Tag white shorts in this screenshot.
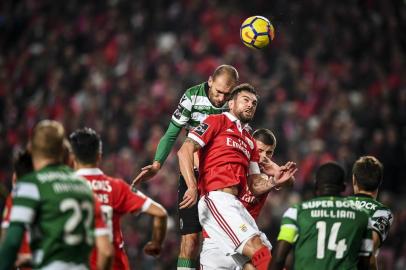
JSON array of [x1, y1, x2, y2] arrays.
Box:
[[198, 191, 272, 269], [200, 234, 272, 269], [200, 237, 240, 270]]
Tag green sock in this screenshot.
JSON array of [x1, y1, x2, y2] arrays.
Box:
[[177, 257, 196, 270]]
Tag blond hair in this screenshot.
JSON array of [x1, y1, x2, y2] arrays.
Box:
[[31, 120, 65, 161]]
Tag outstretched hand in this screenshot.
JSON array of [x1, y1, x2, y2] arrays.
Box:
[[260, 157, 297, 189], [131, 161, 161, 187], [273, 161, 297, 188]]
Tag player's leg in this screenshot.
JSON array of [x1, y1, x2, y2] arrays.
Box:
[[239, 235, 272, 270], [199, 191, 272, 270], [200, 237, 239, 269], [177, 174, 202, 270]]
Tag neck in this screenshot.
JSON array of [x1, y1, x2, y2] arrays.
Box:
[[356, 190, 377, 199], [33, 157, 59, 171], [74, 162, 98, 170]]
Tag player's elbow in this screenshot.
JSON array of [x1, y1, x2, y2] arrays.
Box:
[[155, 203, 168, 219], [177, 145, 187, 160], [147, 201, 168, 218]]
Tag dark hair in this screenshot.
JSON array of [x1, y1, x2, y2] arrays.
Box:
[[14, 150, 34, 178], [69, 127, 101, 165], [253, 128, 276, 147], [315, 162, 345, 195], [352, 156, 383, 192], [212, 64, 239, 82], [229, 83, 258, 101]]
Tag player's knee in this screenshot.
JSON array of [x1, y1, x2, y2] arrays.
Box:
[[242, 235, 265, 257], [180, 233, 200, 258]]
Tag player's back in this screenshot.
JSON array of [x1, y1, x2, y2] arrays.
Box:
[[77, 168, 149, 270], [281, 196, 372, 270], [12, 164, 95, 269], [346, 195, 393, 244]]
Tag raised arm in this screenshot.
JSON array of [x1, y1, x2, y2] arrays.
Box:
[[132, 122, 182, 186], [177, 137, 201, 209], [248, 160, 297, 196]]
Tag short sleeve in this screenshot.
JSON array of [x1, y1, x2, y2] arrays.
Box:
[[115, 180, 149, 214], [10, 176, 40, 225], [277, 206, 299, 244], [171, 92, 192, 127], [371, 208, 393, 244], [188, 115, 222, 147]]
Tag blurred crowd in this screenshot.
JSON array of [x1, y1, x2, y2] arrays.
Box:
[[1, 0, 406, 269]]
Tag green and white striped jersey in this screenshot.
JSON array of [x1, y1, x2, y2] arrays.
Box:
[[346, 194, 393, 245], [10, 164, 96, 269], [171, 82, 228, 130]]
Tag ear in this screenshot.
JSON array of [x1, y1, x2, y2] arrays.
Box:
[[208, 76, 213, 88], [97, 152, 102, 165], [341, 182, 346, 192], [352, 175, 358, 193], [228, 99, 234, 110]]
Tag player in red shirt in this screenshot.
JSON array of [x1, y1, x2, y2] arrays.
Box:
[[69, 128, 168, 270], [239, 128, 294, 220], [178, 83, 297, 270]]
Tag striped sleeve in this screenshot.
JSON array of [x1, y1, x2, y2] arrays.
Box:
[[10, 180, 40, 224], [171, 91, 193, 127], [277, 206, 299, 244], [371, 208, 393, 243]]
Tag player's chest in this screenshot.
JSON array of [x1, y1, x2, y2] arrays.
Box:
[[214, 128, 255, 157], [190, 105, 223, 122]]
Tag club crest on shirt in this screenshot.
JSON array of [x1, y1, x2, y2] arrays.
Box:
[[194, 123, 209, 136], [240, 224, 248, 232], [245, 137, 254, 149]]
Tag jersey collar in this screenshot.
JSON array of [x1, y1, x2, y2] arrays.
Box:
[[224, 112, 251, 132], [76, 168, 104, 176]]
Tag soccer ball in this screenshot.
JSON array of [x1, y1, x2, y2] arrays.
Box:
[[240, 16, 275, 49]]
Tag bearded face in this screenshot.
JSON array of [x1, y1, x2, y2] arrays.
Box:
[[229, 91, 258, 123]]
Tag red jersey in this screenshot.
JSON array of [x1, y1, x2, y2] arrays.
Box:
[[238, 174, 271, 220], [76, 168, 151, 270], [188, 112, 259, 194], [2, 195, 31, 256]]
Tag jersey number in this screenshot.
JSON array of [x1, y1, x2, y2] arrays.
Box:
[[316, 221, 348, 259], [60, 198, 93, 245], [101, 205, 114, 242]]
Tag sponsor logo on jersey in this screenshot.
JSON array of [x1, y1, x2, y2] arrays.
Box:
[[226, 137, 251, 159], [194, 105, 212, 110], [194, 123, 209, 136]]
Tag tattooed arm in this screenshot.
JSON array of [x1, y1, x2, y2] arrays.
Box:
[[177, 137, 201, 209]]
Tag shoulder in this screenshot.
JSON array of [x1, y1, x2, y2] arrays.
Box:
[[184, 82, 207, 98], [282, 204, 300, 220], [18, 170, 38, 183]]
